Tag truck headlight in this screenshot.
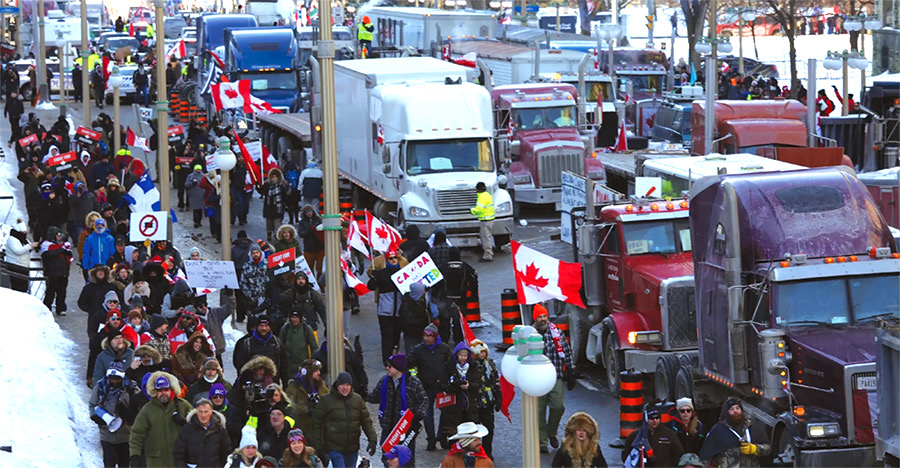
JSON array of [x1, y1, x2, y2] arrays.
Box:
[[496, 201, 512, 214], [408, 207, 429, 218], [511, 175, 532, 185], [807, 422, 841, 438]]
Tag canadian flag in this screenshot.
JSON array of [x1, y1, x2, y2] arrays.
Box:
[[377, 124, 384, 146], [592, 48, 599, 71], [365, 211, 402, 253], [512, 240, 584, 307], [211, 80, 252, 112], [167, 39, 186, 60], [507, 116, 515, 142], [452, 52, 477, 68], [126, 127, 151, 152], [247, 95, 280, 115], [441, 42, 451, 61], [346, 216, 370, 259], [261, 143, 280, 173], [341, 257, 371, 296]]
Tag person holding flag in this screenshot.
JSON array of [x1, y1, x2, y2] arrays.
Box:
[[533, 303, 577, 454], [622, 403, 684, 467]]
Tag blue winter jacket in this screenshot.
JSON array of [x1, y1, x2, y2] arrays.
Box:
[[83, 230, 116, 270]]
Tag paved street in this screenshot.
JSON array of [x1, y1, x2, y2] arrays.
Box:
[[4, 97, 627, 467]]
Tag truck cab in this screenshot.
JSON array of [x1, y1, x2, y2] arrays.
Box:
[[491, 83, 603, 210], [296, 26, 355, 66], [195, 14, 258, 68], [224, 27, 299, 112]]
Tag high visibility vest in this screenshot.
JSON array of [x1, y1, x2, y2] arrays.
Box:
[[470, 191, 495, 221], [357, 23, 373, 42]]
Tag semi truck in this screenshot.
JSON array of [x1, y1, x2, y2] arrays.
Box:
[[361, 7, 497, 55], [683, 167, 899, 466], [875, 326, 899, 466], [491, 83, 603, 212], [223, 27, 299, 113], [194, 14, 258, 67]]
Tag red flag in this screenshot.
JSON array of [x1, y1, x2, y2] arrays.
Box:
[[377, 124, 384, 145], [232, 131, 262, 185], [248, 95, 281, 115], [512, 240, 584, 307], [459, 309, 476, 345], [341, 257, 371, 295], [499, 375, 515, 422], [347, 217, 370, 259], [452, 52, 477, 68], [126, 127, 151, 152], [612, 122, 628, 152], [166, 39, 186, 60], [507, 115, 514, 142], [211, 80, 252, 112], [261, 143, 280, 173]]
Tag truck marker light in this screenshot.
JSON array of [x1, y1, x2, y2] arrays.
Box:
[[780, 261, 790, 268], [836, 256, 847, 263], [824, 257, 835, 264], [793, 406, 806, 417], [512, 99, 518, 102], [625, 205, 633, 212], [444, 128, 450, 131], [666, 203, 674, 210], [848, 255, 858, 262], [627, 331, 637, 344], [894, 253, 900, 259], [472, 127, 477, 130], [679, 201, 688, 209], [457, 128, 462, 131], [416, 129, 422, 133], [650, 204, 658, 211]]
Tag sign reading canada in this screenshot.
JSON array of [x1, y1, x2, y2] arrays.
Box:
[[75, 126, 102, 146], [391, 252, 443, 294], [268, 248, 296, 278]]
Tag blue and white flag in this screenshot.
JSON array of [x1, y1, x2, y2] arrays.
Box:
[[124, 172, 178, 222]]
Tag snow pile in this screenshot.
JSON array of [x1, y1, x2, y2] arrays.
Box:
[[0, 289, 102, 467]]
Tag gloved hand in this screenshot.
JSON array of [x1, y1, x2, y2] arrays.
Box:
[[367, 439, 377, 456], [91, 413, 106, 427], [130, 455, 142, 467], [494, 399, 503, 412], [171, 411, 187, 427], [741, 442, 758, 456], [566, 373, 577, 391], [86, 377, 93, 389]]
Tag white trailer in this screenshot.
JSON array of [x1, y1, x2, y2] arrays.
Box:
[[332, 57, 514, 246], [360, 7, 497, 53], [450, 40, 588, 86]]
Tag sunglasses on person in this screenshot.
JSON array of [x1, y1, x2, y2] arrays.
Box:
[[679, 408, 693, 414], [387, 256, 398, 261], [109, 317, 122, 322], [648, 415, 662, 420]]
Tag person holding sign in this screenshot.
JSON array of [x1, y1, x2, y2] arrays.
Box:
[[366, 354, 428, 467], [367, 251, 404, 364]]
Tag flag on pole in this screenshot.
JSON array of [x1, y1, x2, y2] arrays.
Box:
[[211, 80, 252, 112], [452, 52, 477, 68], [341, 257, 371, 295], [261, 143, 280, 174], [365, 211, 402, 253], [199, 49, 228, 97], [247, 95, 280, 115], [347, 217, 370, 259], [126, 127, 151, 152], [592, 48, 599, 71], [166, 39, 186, 60], [511, 240, 584, 307], [499, 376, 515, 422], [123, 172, 178, 222], [232, 131, 262, 185], [606, 121, 628, 153]]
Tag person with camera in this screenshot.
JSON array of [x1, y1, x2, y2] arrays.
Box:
[[285, 359, 328, 441], [367, 354, 429, 466], [90, 361, 140, 468], [312, 372, 377, 468], [129, 371, 193, 467]]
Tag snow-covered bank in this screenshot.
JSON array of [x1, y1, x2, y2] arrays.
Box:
[[0, 289, 103, 467]]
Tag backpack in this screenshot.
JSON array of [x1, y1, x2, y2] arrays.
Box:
[[285, 168, 299, 190]]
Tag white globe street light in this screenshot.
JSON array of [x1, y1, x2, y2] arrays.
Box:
[[500, 346, 520, 387], [214, 137, 237, 257], [694, 40, 712, 55], [843, 18, 862, 31], [718, 39, 733, 54], [863, 17, 883, 30]]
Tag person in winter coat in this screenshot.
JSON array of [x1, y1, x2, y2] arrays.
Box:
[[186, 164, 206, 228], [162, 278, 196, 322], [698, 398, 770, 468], [551, 412, 608, 468], [408, 323, 452, 451], [399, 225, 429, 262], [298, 161, 323, 209], [93, 328, 136, 389], [240, 244, 268, 309], [107, 238, 130, 270], [5, 91, 25, 143], [224, 426, 263, 468], [83, 217, 116, 274], [440, 422, 494, 468], [233, 315, 284, 375], [129, 371, 194, 467], [77, 211, 101, 265], [468, 340, 501, 458], [68, 182, 98, 244], [280, 308, 319, 380], [256, 401, 294, 458], [91, 64, 105, 108], [621, 404, 684, 467], [187, 357, 233, 405], [173, 330, 214, 385], [168, 308, 214, 356], [284, 358, 328, 439], [5, 219, 37, 292], [231, 230, 254, 320], [137, 315, 172, 364], [442, 341, 480, 441], [80, 266, 121, 334], [200, 170, 222, 241], [312, 372, 377, 467], [194, 289, 236, 364], [367, 353, 429, 465], [399, 282, 433, 354], [669, 397, 705, 456], [111, 261, 132, 292], [367, 250, 405, 364], [40, 225, 73, 315], [90, 361, 141, 468], [311, 338, 368, 399], [272, 224, 302, 258], [291, 271, 326, 332], [281, 428, 322, 468], [127, 344, 166, 388], [150, 239, 184, 271], [172, 398, 233, 467], [296, 205, 324, 277], [259, 168, 290, 241]]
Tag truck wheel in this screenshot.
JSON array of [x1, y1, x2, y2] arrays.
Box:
[[20, 85, 33, 101], [654, 355, 679, 402], [604, 332, 623, 393], [673, 365, 694, 400], [775, 428, 797, 467]]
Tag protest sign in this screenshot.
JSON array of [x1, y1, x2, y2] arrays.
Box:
[[390, 252, 443, 294], [183, 260, 239, 289]]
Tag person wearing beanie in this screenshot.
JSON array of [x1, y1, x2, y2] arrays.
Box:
[[40, 224, 73, 316], [399, 224, 429, 262], [4, 218, 37, 292], [622, 403, 684, 467], [239, 243, 268, 313], [186, 162, 206, 228], [127, 307, 150, 336], [280, 428, 322, 467], [86, 300, 136, 388], [441, 341, 479, 445], [257, 400, 294, 458], [138, 314, 172, 363], [532, 302, 577, 453], [173, 398, 232, 467], [285, 358, 328, 440], [467, 339, 501, 458], [194, 289, 237, 365], [89, 360, 140, 468], [550, 412, 608, 468], [385, 445, 413, 467], [367, 250, 406, 363], [233, 312, 283, 375], [106, 236, 129, 269], [670, 397, 705, 454], [399, 281, 432, 354], [208, 382, 229, 410], [312, 371, 377, 467], [698, 397, 769, 466], [92, 325, 135, 386], [280, 305, 320, 381], [130, 371, 193, 467], [367, 354, 428, 466], [441, 422, 493, 467], [408, 321, 452, 451], [224, 426, 262, 468]]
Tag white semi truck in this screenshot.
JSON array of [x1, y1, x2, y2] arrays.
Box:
[[331, 57, 514, 247]]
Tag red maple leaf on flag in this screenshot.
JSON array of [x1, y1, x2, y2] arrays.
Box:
[[375, 224, 389, 240], [224, 88, 238, 99], [519, 263, 549, 289]]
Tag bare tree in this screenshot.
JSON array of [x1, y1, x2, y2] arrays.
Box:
[[681, 0, 710, 75], [764, 0, 815, 98], [578, 0, 636, 36]]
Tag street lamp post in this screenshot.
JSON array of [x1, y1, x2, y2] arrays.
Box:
[[55, 33, 68, 118], [823, 50, 868, 116], [734, 7, 757, 76], [595, 25, 623, 82], [500, 325, 558, 467], [35, 0, 52, 108], [695, 37, 731, 154], [80, 0, 90, 127], [109, 66, 122, 158], [155, 0, 171, 215], [213, 137, 237, 259]]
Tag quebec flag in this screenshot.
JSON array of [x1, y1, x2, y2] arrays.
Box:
[[124, 172, 178, 222]]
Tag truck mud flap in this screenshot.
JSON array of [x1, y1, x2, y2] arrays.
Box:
[[798, 446, 875, 467]]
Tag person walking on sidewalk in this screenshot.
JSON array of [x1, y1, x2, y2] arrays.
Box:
[[5, 91, 24, 144]]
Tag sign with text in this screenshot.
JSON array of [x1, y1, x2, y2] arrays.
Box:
[[167, 125, 185, 145], [138, 107, 154, 121], [184, 260, 239, 289], [561, 171, 624, 243], [75, 126, 102, 146], [391, 252, 443, 294], [381, 409, 414, 453], [48, 151, 76, 172], [294, 255, 321, 292], [17, 133, 37, 148], [435, 392, 456, 409], [267, 248, 296, 278], [244, 140, 263, 162], [204, 154, 218, 171], [129, 211, 168, 241]]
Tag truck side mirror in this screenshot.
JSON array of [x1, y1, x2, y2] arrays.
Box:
[[382, 146, 391, 175]]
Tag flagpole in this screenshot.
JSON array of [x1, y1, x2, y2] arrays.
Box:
[[155, 0, 171, 219]]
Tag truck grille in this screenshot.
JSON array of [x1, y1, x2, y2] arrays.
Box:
[[665, 285, 697, 349], [436, 191, 477, 217], [538, 152, 584, 187]]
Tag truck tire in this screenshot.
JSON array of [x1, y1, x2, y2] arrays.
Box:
[[20, 84, 33, 101], [654, 355, 679, 402], [774, 427, 798, 467], [673, 365, 694, 400], [604, 332, 623, 393]]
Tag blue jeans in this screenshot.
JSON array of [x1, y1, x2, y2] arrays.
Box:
[[327, 451, 358, 468], [136, 85, 149, 106]]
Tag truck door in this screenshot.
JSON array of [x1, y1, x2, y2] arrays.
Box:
[[601, 223, 625, 312]]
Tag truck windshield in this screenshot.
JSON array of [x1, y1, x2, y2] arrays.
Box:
[[514, 105, 577, 130], [238, 71, 297, 91], [619, 74, 663, 92], [774, 273, 900, 326], [621, 218, 692, 255], [406, 139, 493, 175]]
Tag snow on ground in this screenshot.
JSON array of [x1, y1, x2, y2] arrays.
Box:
[[0, 289, 103, 467]]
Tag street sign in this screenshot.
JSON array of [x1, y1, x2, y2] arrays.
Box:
[[513, 4, 539, 12], [0, 6, 20, 14], [130, 211, 168, 242]]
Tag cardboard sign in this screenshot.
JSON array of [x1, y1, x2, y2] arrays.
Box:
[[390, 252, 443, 294], [48, 151, 76, 172], [381, 409, 414, 453], [184, 260, 239, 289], [435, 392, 456, 409], [205, 154, 218, 171], [267, 248, 296, 278], [167, 125, 185, 145], [295, 255, 321, 292], [129, 211, 168, 241], [75, 126, 102, 146], [17, 133, 37, 148], [138, 107, 154, 121], [244, 140, 263, 161]]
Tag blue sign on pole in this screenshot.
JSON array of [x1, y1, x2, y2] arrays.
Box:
[[513, 4, 539, 13], [0, 6, 20, 14]]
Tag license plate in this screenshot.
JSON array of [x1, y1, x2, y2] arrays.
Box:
[[855, 375, 877, 391]]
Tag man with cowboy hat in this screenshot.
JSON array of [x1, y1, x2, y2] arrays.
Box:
[[440, 422, 494, 467]]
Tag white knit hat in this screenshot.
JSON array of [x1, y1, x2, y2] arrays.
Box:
[[239, 426, 258, 450], [676, 397, 694, 411]]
